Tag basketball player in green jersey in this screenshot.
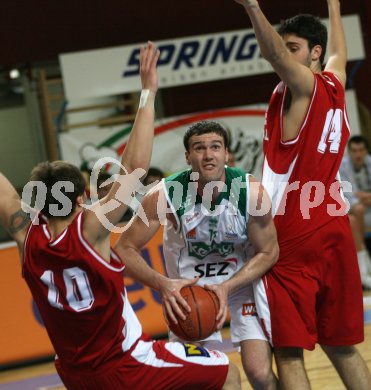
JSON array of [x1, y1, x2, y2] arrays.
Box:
[[115, 121, 279, 389]]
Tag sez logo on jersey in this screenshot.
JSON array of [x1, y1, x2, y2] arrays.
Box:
[[194, 258, 238, 278]]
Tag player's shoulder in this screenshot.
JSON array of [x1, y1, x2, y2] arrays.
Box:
[[164, 169, 191, 203], [317, 71, 345, 93], [165, 169, 192, 184], [225, 166, 247, 181]]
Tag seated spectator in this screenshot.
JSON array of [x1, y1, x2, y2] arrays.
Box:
[[340, 135, 371, 289]]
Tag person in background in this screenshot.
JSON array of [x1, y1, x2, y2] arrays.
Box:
[[340, 135, 371, 288], [233, 0, 371, 389]]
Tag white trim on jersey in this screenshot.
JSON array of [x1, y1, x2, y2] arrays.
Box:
[[42, 224, 51, 240], [344, 102, 351, 133], [336, 170, 348, 205], [111, 249, 124, 266], [120, 292, 142, 353], [131, 340, 183, 367], [262, 157, 298, 217], [245, 173, 251, 226], [76, 213, 125, 272], [49, 229, 68, 247], [22, 219, 34, 268], [161, 178, 181, 234], [22, 211, 43, 268]]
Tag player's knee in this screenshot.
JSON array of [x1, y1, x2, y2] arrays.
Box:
[[244, 362, 275, 389], [274, 347, 305, 371], [223, 362, 241, 390], [321, 344, 357, 358]]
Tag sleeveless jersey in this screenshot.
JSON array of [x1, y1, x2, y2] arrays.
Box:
[[162, 167, 254, 286], [262, 72, 350, 253], [22, 212, 142, 372]]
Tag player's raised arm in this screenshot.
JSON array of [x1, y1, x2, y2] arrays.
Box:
[[85, 42, 160, 242], [233, 0, 314, 97], [0, 173, 30, 249], [325, 0, 347, 86]]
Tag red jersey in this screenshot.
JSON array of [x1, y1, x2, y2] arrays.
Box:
[[22, 212, 142, 372], [262, 72, 350, 253]]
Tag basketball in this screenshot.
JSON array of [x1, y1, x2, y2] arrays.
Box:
[[168, 286, 220, 342]]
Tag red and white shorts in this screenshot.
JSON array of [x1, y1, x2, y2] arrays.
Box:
[[56, 336, 229, 389], [254, 216, 364, 350]]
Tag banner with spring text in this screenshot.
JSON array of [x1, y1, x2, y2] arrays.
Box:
[[60, 15, 364, 100]]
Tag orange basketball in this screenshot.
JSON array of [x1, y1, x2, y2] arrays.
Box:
[[168, 286, 220, 342]]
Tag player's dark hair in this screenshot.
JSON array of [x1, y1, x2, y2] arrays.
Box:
[[348, 135, 370, 152], [97, 171, 112, 187], [30, 161, 86, 219], [183, 121, 229, 151], [277, 14, 328, 65]]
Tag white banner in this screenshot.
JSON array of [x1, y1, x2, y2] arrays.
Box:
[[59, 105, 267, 179], [60, 15, 365, 101]]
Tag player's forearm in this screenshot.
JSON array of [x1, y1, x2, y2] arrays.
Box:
[[0, 173, 20, 222], [119, 245, 166, 290], [327, 0, 347, 65], [223, 249, 278, 294], [240, 1, 289, 65], [120, 91, 156, 175]]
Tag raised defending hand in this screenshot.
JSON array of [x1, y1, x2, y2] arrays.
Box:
[[159, 277, 199, 325], [139, 41, 160, 94], [233, 0, 259, 8], [204, 283, 229, 331]]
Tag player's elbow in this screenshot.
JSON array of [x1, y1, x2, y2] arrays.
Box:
[[271, 243, 280, 266], [121, 152, 150, 177]]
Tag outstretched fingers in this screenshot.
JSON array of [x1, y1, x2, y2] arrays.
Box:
[[139, 41, 159, 93]]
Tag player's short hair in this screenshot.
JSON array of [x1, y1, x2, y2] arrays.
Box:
[[183, 121, 229, 151], [277, 14, 328, 65], [30, 161, 86, 218], [348, 135, 370, 151]]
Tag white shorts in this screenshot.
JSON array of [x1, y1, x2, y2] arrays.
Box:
[[169, 284, 267, 346], [229, 285, 267, 345]]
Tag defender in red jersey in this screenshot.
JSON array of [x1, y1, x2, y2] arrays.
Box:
[[0, 42, 240, 390], [233, 0, 370, 389]]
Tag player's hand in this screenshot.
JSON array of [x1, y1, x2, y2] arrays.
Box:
[[159, 277, 199, 325], [139, 41, 160, 94], [233, 0, 259, 9], [204, 283, 229, 331]]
